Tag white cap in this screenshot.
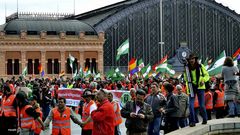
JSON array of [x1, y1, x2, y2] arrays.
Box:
[[176, 84, 182, 90]]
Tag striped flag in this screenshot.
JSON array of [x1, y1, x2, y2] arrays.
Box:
[[159, 55, 168, 64], [116, 39, 129, 61], [38, 64, 44, 77], [22, 67, 28, 77], [129, 58, 138, 75], [59, 71, 65, 77], [138, 59, 144, 71], [69, 54, 75, 69], [232, 48, 240, 59], [208, 50, 226, 76], [141, 64, 151, 78], [156, 63, 175, 76]]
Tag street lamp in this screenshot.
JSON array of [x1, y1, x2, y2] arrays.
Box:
[[159, 0, 164, 59]]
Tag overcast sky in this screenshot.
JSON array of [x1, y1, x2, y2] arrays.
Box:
[[0, 0, 240, 25]]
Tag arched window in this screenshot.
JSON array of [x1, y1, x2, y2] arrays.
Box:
[[27, 59, 33, 74], [14, 59, 19, 75], [54, 59, 59, 74], [85, 58, 90, 72], [34, 59, 39, 74], [7, 59, 13, 75], [73, 59, 78, 73], [91, 58, 97, 73], [66, 58, 72, 74], [66, 58, 78, 74], [47, 59, 52, 74]]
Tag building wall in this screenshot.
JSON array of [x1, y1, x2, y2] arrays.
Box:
[[0, 31, 105, 78], [90, 0, 240, 72]]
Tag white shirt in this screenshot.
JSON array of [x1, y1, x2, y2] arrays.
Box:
[[136, 105, 141, 114], [89, 103, 97, 114]]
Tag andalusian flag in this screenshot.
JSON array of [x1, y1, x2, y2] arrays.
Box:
[[208, 50, 226, 76], [73, 68, 78, 77], [22, 67, 28, 77], [156, 63, 175, 76], [69, 54, 75, 69], [138, 59, 144, 71], [116, 39, 129, 61], [141, 64, 151, 78]]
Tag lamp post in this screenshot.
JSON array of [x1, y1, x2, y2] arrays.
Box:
[[159, 0, 164, 59]]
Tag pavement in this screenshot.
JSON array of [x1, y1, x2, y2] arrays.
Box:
[[40, 114, 127, 135]]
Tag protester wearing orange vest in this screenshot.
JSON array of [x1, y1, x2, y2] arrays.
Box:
[[194, 95, 200, 123], [205, 89, 213, 120], [213, 88, 225, 119], [44, 97, 82, 135], [91, 89, 115, 135], [0, 85, 17, 135], [80, 89, 97, 135], [29, 95, 43, 135], [16, 91, 44, 135], [108, 92, 122, 135]]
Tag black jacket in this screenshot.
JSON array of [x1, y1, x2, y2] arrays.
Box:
[[121, 101, 154, 133], [165, 93, 181, 118]]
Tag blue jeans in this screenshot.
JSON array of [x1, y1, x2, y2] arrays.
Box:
[[178, 117, 188, 128], [148, 117, 161, 135], [189, 90, 208, 124], [227, 101, 240, 116]]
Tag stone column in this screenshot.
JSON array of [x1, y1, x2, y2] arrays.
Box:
[[52, 60, 54, 74], [41, 51, 46, 74], [98, 51, 104, 73], [0, 51, 6, 76], [79, 51, 84, 68], [12, 60, 15, 75], [21, 51, 26, 74], [32, 60, 35, 74], [60, 51, 65, 73]]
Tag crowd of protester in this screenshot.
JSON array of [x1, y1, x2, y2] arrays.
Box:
[[0, 54, 239, 135]]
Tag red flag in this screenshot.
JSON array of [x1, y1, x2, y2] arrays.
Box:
[[159, 55, 168, 64], [232, 48, 240, 59]]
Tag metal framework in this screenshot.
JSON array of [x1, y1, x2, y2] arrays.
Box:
[[79, 0, 240, 71]]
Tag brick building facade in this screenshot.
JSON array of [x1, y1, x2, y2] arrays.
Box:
[[0, 13, 104, 78]]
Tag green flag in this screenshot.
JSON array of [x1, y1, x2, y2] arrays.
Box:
[[156, 63, 175, 76], [138, 59, 144, 71], [69, 54, 75, 69], [116, 39, 129, 61], [22, 67, 28, 77], [141, 64, 151, 78], [208, 50, 226, 76]]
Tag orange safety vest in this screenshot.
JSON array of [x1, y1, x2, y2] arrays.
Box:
[[82, 100, 95, 130], [52, 107, 71, 135], [34, 107, 43, 134], [0, 94, 16, 117], [205, 91, 213, 110], [111, 101, 122, 126], [214, 90, 224, 108], [194, 95, 199, 108], [19, 105, 36, 130]]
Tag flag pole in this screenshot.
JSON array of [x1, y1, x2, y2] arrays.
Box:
[[128, 48, 129, 72]]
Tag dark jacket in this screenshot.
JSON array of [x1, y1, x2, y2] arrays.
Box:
[[121, 101, 154, 133], [165, 93, 181, 118], [145, 93, 166, 117]]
